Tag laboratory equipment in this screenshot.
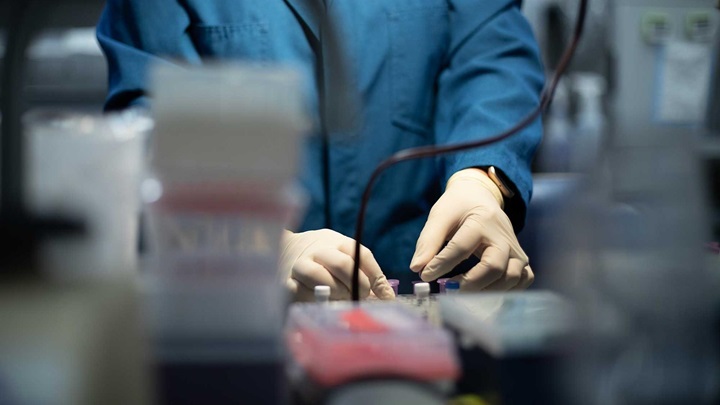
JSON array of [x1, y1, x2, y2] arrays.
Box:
[[611, 0, 719, 143], [0, 5, 152, 405], [315, 285, 331, 303], [414, 282, 430, 300], [414, 282, 431, 319], [286, 301, 460, 402], [25, 110, 148, 278], [440, 292, 577, 405], [556, 2, 720, 403], [143, 64, 308, 405], [1, 0, 105, 276], [445, 280, 460, 294], [437, 278, 450, 293], [440, 292, 576, 357], [326, 381, 446, 405], [1, 3, 151, 403], [388, 279, 400, 296], [0, 277, 151, 405]]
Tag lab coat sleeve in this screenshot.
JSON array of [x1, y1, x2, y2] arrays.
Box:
[[96, 0, 202, 111], [435, 0, 545, 231]]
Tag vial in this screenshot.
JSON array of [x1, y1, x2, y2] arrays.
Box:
[[411, 280, 425, 292], [314, 285, 330, 303], [414, 282, 431, 320], [445, 280, 460, 294], [414, 282, 430, 303], [437, 278, 450, 293], [388, 279, 400, 296]]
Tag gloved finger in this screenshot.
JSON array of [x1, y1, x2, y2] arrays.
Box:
[[410, 205, 453, 273], [286, 277, 301, 298], [420, 220, 483, 282], [457, 244, 510, 291], [292, 258, 352, 300], [514, 265, 535, 290], [504, 231, 530, 263], [338, 242, 395, 300], [314, 248, 371, 298], [289, 280, 315, 302], [482, 257, 526, 291]]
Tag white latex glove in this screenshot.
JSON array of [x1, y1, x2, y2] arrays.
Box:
[[409, 168, 534, 291], [280, 229, 396, 301]]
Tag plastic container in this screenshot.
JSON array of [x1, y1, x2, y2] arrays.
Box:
[[145, 63, 308, 281], [414, 282, 431, 319], [414, 282, 430, 298], [26, 110, 149, 278], [140, 63, 308, 405], [146, 182, 302, 279], [286, 302, 460, 387], [141, 62, 307, 366], [437, 278, 450, 293], [438, 292, 576, 357], [388, 279, 400, 296], [445, 280, 460, 294], [151, 64, 310, 186]]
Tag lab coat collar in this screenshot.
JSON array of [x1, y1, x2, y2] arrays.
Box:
[[283, 0, 321, 42]]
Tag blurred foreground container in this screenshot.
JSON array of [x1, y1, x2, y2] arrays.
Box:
[[0, 278, 151, 405], [142, 63, 309, 405], [25, 110, 149, 278], [2, 111, 152, 405]]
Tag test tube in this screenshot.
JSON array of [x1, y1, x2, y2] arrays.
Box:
[[315, 285, 330, 303], [388, 279, 400, 296], [445, 280, 460, 294], [437, 278, 450, 293]]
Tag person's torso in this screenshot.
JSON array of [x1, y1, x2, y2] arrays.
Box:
[[182, 0, 452, 285]]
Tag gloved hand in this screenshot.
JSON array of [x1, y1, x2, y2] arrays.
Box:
[[410, 168, 534, 291], [280, 229, 396, 301]]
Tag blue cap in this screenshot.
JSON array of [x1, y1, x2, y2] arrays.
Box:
[[445, 280, 460, 290]]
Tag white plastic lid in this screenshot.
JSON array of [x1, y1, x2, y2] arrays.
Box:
[[414, 282, 430, 295], [315, 285, 331, 297]]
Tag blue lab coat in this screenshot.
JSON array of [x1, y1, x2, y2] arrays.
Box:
[[97, 0, 544, 290]]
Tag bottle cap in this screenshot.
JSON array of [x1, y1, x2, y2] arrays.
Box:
[[414, 282, 430, 295], [315, 285, 331, 297], [437, 278, 450, 293], [387, 279, 400, 296]]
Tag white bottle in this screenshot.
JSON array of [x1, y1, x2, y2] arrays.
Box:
[[314, 285, 330, 303], [414, 282, 431, 320]]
